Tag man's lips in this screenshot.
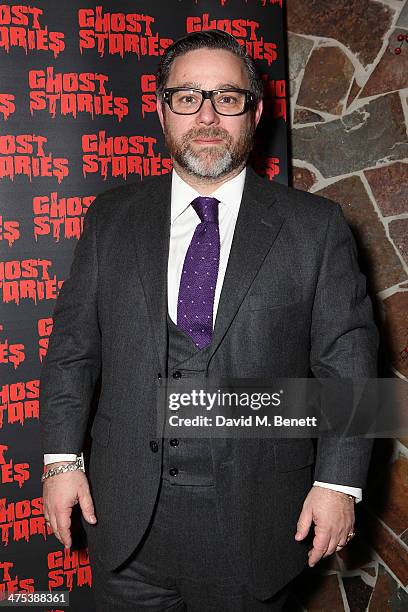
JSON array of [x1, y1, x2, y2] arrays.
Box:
[[193, 138, 223, 144]]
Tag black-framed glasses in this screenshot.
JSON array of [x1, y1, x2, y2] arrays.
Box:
[[162, 88, 256, 116]]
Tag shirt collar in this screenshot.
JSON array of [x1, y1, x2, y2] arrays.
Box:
[[170, 166, 247, 224]]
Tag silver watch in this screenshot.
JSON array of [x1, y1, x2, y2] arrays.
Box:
[[41, 454, 85, 482]]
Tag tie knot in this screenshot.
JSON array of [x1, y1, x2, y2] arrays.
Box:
[[191, 196, 220, 224]]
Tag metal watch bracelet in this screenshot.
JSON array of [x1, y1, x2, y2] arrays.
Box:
[[41, 455, 85, 482]]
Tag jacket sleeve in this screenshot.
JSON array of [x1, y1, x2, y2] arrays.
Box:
[[39, 198, 101, 454], [310, 202, 379, 488]]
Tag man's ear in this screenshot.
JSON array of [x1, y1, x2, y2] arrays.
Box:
[[254, 98, 263, 128], [156, 97, 165, 131]]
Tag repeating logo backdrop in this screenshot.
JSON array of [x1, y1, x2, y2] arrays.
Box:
[[0, 1, 287, 608]]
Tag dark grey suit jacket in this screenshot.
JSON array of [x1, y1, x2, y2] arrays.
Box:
[[40, 166, 378, 600]]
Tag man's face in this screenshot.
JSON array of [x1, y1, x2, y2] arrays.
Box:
[[157, 48, 263, 179]]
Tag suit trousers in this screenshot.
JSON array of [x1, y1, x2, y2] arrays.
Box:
[[89, 478, 289, 611]]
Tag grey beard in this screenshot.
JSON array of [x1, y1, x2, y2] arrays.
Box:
[[164, 119, 256, 180], [182, 147, 234, 178]]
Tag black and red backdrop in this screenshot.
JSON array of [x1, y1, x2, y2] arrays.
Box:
[[0, 1, 287, 609]]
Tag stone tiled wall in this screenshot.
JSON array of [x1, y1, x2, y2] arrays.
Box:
[[285, 1, 408, 610]]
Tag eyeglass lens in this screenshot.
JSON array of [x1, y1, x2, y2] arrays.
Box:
[[170, 90, 246, 115]]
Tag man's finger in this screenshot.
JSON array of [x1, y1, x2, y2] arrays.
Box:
[[324, 523, 354, 557], [48, 514, 62, 544], [324, 533, 343, 557], [308, 530, 330, 566], [78, 486, 97, 524], [295, 507, 313, 541], [56, 508, 72, 548], [308, 545, 328, 566], [57, 512, 72, 548]]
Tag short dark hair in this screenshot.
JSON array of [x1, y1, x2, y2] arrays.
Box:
[[156, 29, 264, 102]]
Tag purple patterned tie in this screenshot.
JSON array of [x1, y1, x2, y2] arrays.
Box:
[[177, 196, 220, 349]]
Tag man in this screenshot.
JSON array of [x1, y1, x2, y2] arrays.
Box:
[[40, 30, 378, 611]]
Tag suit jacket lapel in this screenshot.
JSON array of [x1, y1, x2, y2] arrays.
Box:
[[129, 172, 172, 373], [208, 167, 285, 363]]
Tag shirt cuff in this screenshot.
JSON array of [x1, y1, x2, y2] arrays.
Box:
[[44, 453, 79, 465], [313, 481, 362, 503]]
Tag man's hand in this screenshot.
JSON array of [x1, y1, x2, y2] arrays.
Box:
[[295, 486, 355, 567], [43, 461, 97, 549]]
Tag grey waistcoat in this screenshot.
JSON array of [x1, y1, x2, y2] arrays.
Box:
[[162, 313, 215, 486]]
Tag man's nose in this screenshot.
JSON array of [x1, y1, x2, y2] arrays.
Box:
[[195, 98, 220, 125]]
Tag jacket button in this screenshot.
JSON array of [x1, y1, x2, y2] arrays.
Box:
[[149, 441, 159, 453], [169, 467, 178, 476], [170, 438, 179, 447], [172, 371, 182, 379]]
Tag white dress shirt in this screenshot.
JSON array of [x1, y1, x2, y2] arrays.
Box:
[[44, 167, 362, 502]]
